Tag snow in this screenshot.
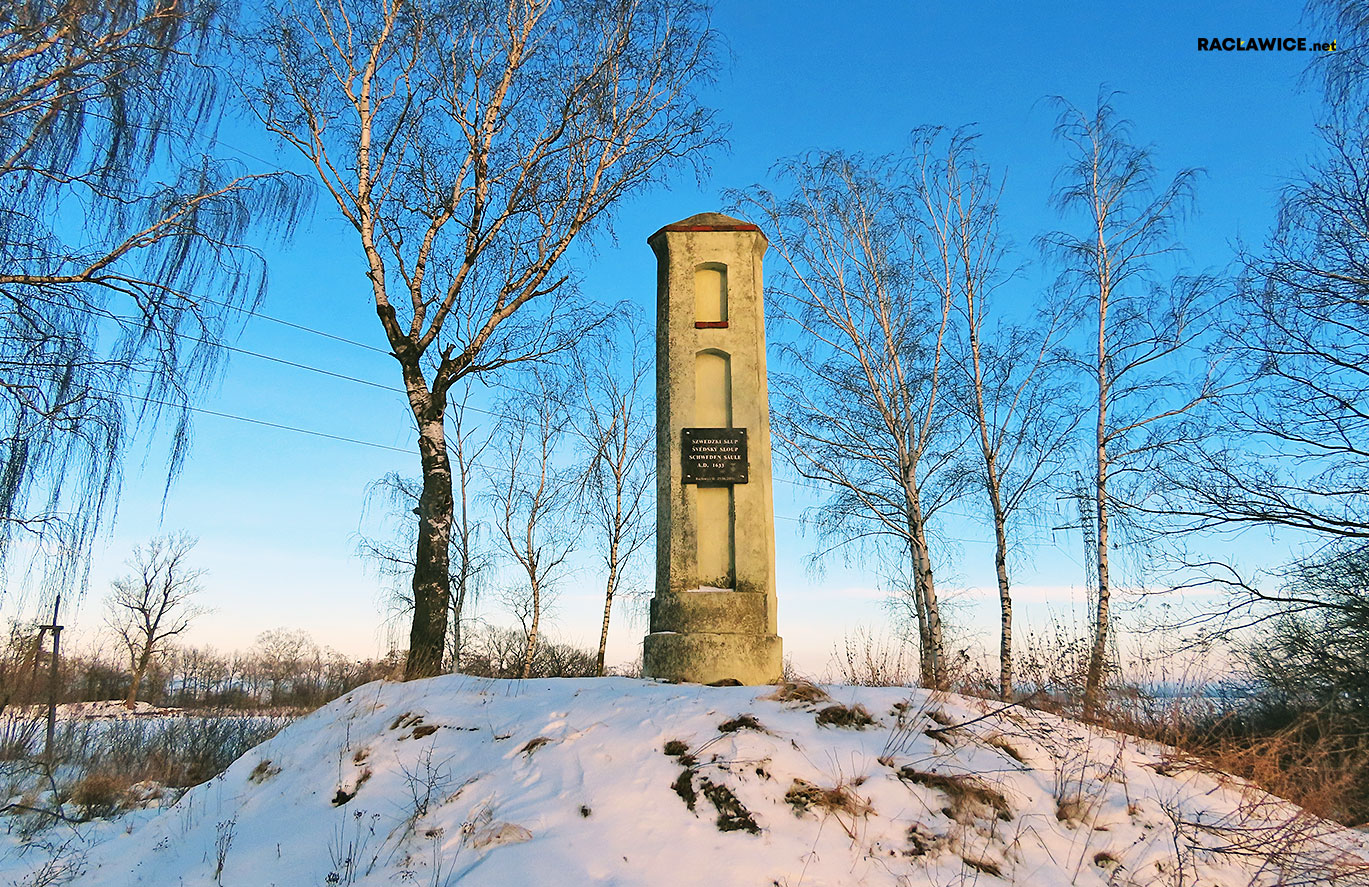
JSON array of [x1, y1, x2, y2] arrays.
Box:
[[3, 676, 1368, 886], [10, 700, 180, 721]]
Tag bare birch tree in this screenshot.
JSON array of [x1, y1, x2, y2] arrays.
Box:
[[571, 315, 653, 675], [736, 150, 965, 690], [924, 129, 1078, 699], [0, 0, 299, 594], [359, 390, 493, 669], [1044, 96, 1227, 717], [489, 371, 577, 679], [243, 0, 720, 679], [105, 534, 207, 709]]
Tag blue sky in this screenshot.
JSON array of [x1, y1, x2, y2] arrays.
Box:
[[38, 2, 1335, 674]]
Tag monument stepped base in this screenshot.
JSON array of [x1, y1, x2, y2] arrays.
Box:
[[643, 630, 782, 686], [649, 589, 773, 636]]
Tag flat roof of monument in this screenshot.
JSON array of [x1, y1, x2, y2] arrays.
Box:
[[649, 212, 765, 240]]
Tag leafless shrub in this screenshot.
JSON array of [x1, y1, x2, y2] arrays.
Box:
[[69, 771, 133, 820], [213, 816, 236, 885], [826, 628, 916, 687]]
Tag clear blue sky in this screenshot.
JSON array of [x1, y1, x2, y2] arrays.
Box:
[[40, 1, 1332, 674]]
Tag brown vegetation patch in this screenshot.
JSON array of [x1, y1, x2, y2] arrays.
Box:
[[897, 768, 1012, 822], [519, 736, 551, 756], [389, 712, 424, 731], [814, 702, 876, 729], [663, 739, 696, 766], [718, 713, 767, 734], [962, 856, 1002, 877], [784, 778, 871, 819], [412, 724, 439, 740], [248, 759, 281, 784], [905, 823, 941, 857], [331, 767, 371, 806], [699, 778, 760, 833], [984, 733, 1026, 765], [762, 681, 831, 707], [72, 772, 133, 819], [924, 727, 955, 746], [671, 770, 697, 811]]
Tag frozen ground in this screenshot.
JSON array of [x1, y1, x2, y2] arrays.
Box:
[[2, 676, 1367, 886]]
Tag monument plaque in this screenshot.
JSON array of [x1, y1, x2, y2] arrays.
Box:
[[682, 427, 748, 484]]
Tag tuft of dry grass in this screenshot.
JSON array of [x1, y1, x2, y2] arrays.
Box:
[[717, 714, 767, 734], [762, 681, 832, 707], [518, 736, 551, 756], [983, 733, 1026, 765], [70, 772, 133, 820], [896, 768, 1012, 823], [815, 703, 876, 730], [784, 778, 872, 819], [248, 759, 281, 784]]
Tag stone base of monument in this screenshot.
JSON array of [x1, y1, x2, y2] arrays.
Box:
[[643, 590, 782, 685]]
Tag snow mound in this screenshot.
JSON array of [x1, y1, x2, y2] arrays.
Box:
[[15, 677, 1369, 886]]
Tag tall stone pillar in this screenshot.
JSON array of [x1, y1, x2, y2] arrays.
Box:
[[642, 212, 782, 685]]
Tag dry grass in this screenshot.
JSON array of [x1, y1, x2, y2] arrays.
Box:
[[784, 777, 873, 840], [815, 702, 876, 729], [717, 714, 767, 734], [248, 759, 280, 784], [1171, 713, 1369, 825], [762, 681, 831, 707], [896, 768, 1012, 823], [70, 772, 134, 819], [784, 778, 871, 818], [827, 628, 916, 687]]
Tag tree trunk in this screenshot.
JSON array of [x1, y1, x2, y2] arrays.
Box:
[[126, 648, 152, 709], [1083, 446, 1111, 717], [520, 574, 542, 679], [451, 458, 472, 673], [596, 545, 620, 676], [1083, 266, 1111, 718], [902, 470, 945, 690], [988, 484, 1012, 700], [406, 411, 455, 680], [910, 525, 945, 690]]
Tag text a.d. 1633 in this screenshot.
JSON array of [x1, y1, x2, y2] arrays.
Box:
[[682, 427, 748, 484]]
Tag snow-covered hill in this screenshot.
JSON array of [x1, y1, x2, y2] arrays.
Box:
[[4, 676, 1367, 886]]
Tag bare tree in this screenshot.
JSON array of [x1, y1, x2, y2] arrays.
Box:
[[928, 128, 1078, 699], [242, 0, 721, 679], [489, 371, 577, 678], [249, 627, 321, 706], [571, 316, 653, 675], [359, 389, 493, 669], [104, 534, 207, 709], [736, 149, 966, 690], [0, 0, 300, 595], [1044, 95, 1227, 716], [1158, 31, 1369, 550]]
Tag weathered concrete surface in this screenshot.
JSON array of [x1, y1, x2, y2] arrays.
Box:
[[643, 631, 784, 687], [642, 212, 782, 686]]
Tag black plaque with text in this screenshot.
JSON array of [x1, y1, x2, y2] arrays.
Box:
[[682, 427, 748, 484]]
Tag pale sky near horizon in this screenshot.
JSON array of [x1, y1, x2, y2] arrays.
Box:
[[10, 1, 1333, 677]]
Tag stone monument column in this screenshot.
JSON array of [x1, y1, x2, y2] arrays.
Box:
[[642, 212, 783, 685]]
